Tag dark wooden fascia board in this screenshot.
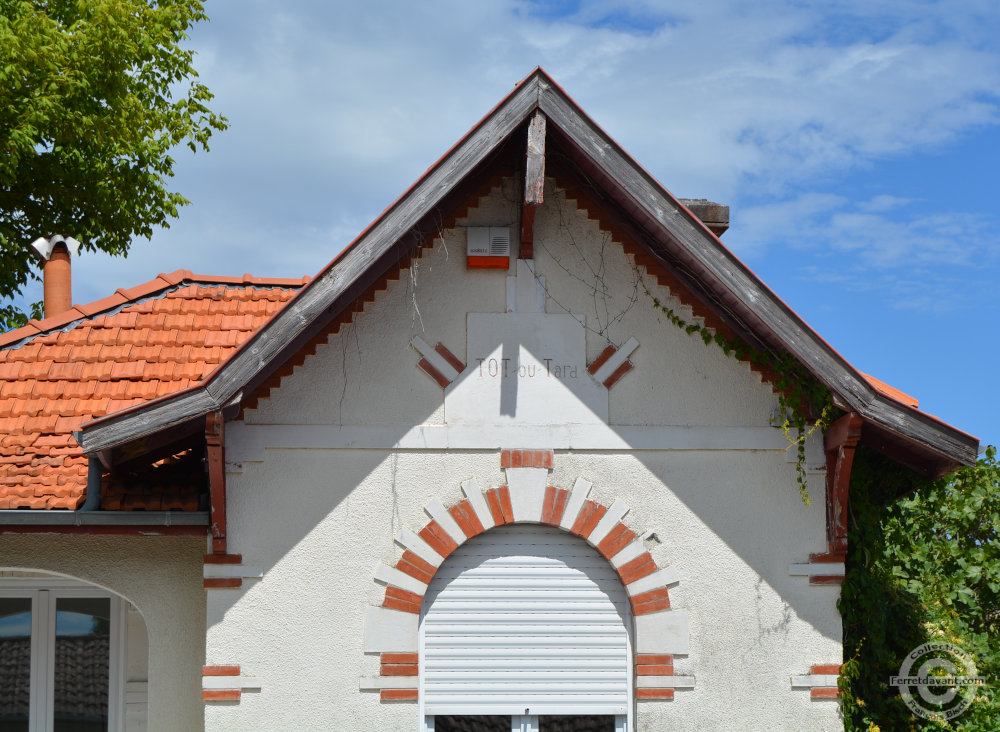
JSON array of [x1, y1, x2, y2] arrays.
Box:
[[78, 76, 545, 455], [537, 79, 977, 468]]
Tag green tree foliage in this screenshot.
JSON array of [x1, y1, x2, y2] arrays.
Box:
[[841, 446, 1000, 730], [0, 0, 227, 330]]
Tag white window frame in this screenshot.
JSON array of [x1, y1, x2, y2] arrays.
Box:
[[0, 578, 127, 732], [422, 714, 628, 732]]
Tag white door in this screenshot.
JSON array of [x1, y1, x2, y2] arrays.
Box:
[[421, 525, 631, 731]]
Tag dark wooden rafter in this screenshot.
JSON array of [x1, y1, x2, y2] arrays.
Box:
[[822, 412, 863, 556], [521, 111, 546, 258], [205, 410, 227, 554]]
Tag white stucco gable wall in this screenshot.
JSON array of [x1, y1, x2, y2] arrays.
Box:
[[211, 179, 843, 731]]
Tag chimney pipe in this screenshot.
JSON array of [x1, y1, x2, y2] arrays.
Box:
[[31, 235, 80, 319]]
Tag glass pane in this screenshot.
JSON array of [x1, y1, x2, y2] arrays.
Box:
[[54, 597, 110, 732], [434, 716, 512, 732], [0, 597, 31, 732], [540, 717, 615, 732]]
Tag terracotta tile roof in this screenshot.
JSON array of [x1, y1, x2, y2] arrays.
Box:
[[861, 372, 919, 409], [0, 270, 307, 510]]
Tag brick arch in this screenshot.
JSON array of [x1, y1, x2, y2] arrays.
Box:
[[361, 454, 689, 703]]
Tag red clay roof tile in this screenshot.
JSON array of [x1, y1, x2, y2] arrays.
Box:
[[0, 271, 304, 510]]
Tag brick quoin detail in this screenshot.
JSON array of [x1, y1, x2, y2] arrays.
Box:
[[419, 520, 459, 558], [202, 665, 243, 703], [449, 499, 485, 538], [811, 688, 840, 700], [500, 449, 554, 469], [381, 652, 419, 676], [202, 690, 240, 702], [370, 472, 683, 704], [397, 551, 435, 584], [381, 689, 419, 702], [203, 554, 242, 564], [597, 523, 636, 559], [382, 586, 423, 614], [811, 664, 843, 675], [203, 578, 242, 590], [635, 652, 676, 703], [636, 653, 674, 676], [636, 689, 674, 701], [588, 345, 617, 375], [793, 662, 842, 701], [485, 486, 514, 525]]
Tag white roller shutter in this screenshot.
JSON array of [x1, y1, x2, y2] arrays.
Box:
[[421, 525, 631, 716]]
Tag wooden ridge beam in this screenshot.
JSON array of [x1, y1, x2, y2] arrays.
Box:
[[521, 111, 546, 258]]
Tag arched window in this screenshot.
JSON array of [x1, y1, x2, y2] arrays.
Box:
[[420, 525, 631, 732], [0, 572, 148, 732]]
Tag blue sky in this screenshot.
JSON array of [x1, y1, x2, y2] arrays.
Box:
[[13, 1, 1000, 450]]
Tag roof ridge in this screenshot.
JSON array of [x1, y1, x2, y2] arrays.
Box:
[[0, 269, 309, 349]]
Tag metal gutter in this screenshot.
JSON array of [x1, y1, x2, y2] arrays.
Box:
[[0, 511, 209, 526]]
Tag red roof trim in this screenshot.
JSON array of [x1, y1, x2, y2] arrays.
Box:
[[861, 372, 919, 408]]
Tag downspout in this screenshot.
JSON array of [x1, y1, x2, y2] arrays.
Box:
[[80, 456, 103, 511]]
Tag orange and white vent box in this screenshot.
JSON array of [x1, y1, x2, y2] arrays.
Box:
[[466, 227, 511, 269]]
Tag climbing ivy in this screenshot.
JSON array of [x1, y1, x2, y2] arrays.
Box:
[[840, 446, 1000, 730], [643, 284, 835, 503]]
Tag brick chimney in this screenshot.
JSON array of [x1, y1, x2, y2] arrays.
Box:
[[679, 199, 730, 237], [31, 235, 80, 318]]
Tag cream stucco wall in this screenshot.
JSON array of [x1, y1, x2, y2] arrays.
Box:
[[212, 179, 843, 731], [0, 534, 205, 732]]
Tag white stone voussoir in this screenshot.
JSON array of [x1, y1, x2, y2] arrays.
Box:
[[374, 564, 428, 597], [505, 467, 548, 522], [790, 675, 838, 688], [462, 478, 495, 531], [625, 566, 680, 597], [635, 609, 689, 655], [395, 527, 443, 568], [609, 538, 647, 569], [424, 498, 467, 546], [360, 676, 419, 691], [558, 477, 592, 531], [587, 499, 630, 547], [636, 676, 695, 689], [363, 607, 419, 653]]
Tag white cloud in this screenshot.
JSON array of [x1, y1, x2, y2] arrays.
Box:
[[13, 1, 1000, 314], [859, 195, 911, 212]]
